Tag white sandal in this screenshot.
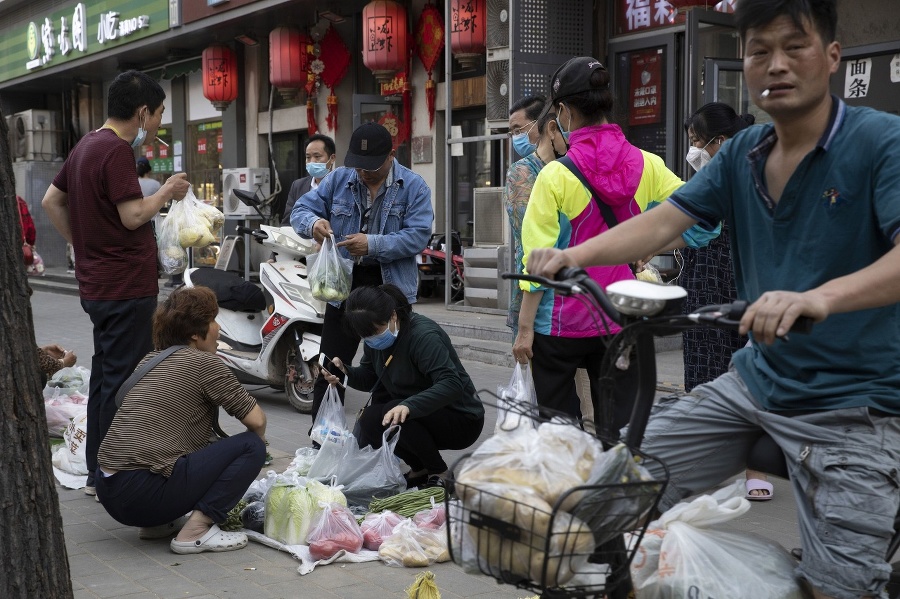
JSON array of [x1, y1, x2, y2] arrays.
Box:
[[170, 524, 247, 554]]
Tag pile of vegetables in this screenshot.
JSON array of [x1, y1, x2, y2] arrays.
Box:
[[307, 502, 365, 561], [378, 520, 450, 567], [264, 476, 346, 545], [369, 487, 445, 519]]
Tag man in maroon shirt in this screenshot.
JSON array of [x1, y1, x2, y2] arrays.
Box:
[[43, 70, 191, 497]]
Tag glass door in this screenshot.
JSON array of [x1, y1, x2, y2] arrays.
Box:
[[703, 58, 772, 127], [352, 94, 410, 167]]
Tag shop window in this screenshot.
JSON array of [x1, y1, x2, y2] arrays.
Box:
[[450, 109, 502, 246], [187, 120, 223, 206]]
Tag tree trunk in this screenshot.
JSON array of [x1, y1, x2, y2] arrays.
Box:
[[0, 111, 74, 597]]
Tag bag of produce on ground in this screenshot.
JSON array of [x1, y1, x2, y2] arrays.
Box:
[[243, 470, 279, 504], [264, 474, 315, 545], [630, 481, 805, 599], [369, 487, 446, 519], [378, 519, 450, 567], [360, 510, 406, 551], [241, 501, 266, 533], [495, 363, 539, 433], [51, 413, 90, 475], [454, 482, 594, 587], [44, 391, 88, 438], [43, 366, 90, 399], [306, 501, 365, 561], [335, 425, 407, 507], [310, 384, 351, 446], [285, 447, 318, 477], [307, 234, 353, 302], [413, 497, 446, 530]]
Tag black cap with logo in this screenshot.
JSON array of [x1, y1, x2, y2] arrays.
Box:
[[344, 122, 394, 171], [549, 56, 608, 103]]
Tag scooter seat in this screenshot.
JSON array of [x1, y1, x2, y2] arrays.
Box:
[[191, 267, 266, 312]]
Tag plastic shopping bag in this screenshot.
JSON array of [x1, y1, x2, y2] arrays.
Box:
[[495, 362, 539, 433], [307, 234, 353, 302], [156, 187, 223, 274], [306, 501, 365, 561], [310, 384, 352, 446], [43, 366, 90, 399], [335, 426, 407, 507], [51, 413, 89, 475], [360, 510, 405, 550], [378, 519, 450, 567], [630, 480, 805, 599]]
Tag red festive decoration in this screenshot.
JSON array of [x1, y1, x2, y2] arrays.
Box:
[[202, 44, 239, 111], [362, 1, 409, 84], [318, 26, 351, 132], [379, 111, 404, 148], [415, 3, 444, 128], [450, 0, 486, 70], [307, 98, 318, 134], [269, 27, 312, 102]]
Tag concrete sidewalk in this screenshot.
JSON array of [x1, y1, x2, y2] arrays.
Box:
[[30, 287, 800, 599]]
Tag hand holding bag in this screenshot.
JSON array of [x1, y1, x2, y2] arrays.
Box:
[[308, 233, 353, 302]]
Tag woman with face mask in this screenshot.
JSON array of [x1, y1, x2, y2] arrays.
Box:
[[322, 284, 484, 489], [515, 57, 689, 437], [681, 102, 768, 500]]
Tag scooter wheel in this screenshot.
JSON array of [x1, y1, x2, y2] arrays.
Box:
[[286, 383, 314, 414]]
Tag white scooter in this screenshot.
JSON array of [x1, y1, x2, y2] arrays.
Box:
[[183, 216, 325, 414]]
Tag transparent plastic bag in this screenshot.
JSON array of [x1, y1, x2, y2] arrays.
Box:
[[308, 234, 353, 302], [43, 366, 90, 398], [360, 510, 405, 550], [310, 385, 351, 446], [635, 262, 662, 283], [335, 425, 407, 507], [631, 481, 805, 599], [156, 187, 219, 274], [412, 497, 446, 530], [378, 519, 450, 567], [240, 501, 266, 533], [495, 363, 539, 433], [285, 447, 319, 477], [306, 501, 364, 561]]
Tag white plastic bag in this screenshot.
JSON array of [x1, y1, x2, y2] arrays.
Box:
[[310, 384, 351, 446], [157, 187, 221, 274], [44, 392, 88, 438], [631, 480, 805, 599], [43, 366, 90, 399], [51, 413, 89, 475], [335, 426, 407, 507], [307, 234, 353, 302], [495, 362, 538, 433]]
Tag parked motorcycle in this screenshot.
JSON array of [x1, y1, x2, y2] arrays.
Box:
[[417, 231, 465, 302], [183, 219, 324, 414]]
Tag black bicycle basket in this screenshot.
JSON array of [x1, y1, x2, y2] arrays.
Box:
[[445, 394, 669, 598]]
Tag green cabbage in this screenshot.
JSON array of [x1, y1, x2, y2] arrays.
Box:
[[264, 480, 347, 545]]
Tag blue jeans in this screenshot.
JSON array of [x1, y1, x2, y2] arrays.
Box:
[[81, 296, 156, 476], [96, 432, 265, 527], [635, 370, 900, 599]]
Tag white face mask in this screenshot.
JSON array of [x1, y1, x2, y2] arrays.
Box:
[[685, 137, 718, 172]]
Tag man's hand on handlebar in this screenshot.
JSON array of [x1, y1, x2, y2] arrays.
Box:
[[527, 248, 579, 280], [740, 290, 827, 345]]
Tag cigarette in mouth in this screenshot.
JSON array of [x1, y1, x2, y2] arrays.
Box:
[[761, 89, 771, 98], [156, 137, 170, 147]]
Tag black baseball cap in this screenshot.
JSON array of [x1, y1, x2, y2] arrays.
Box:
[[549, 56, 607, 103], [344, 122, 394, 170]]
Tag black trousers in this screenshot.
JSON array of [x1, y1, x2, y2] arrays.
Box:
[[81, 296, 156, 475], [531, 332, 639, 438], [96, 432, 265, 526], [310, 264, 383, 422], [356, 397, 484, 474]]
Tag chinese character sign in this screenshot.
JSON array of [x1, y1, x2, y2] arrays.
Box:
[[843, 58, 871, 99], [628, 49, 663, 126], [617, 0, 709, 34], [367, 15, 395, 53]]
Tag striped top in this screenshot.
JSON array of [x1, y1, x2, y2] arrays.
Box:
[[98, 347, 257, 477]]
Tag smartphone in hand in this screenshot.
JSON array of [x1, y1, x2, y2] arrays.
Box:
[[318, 354, 347, 387]]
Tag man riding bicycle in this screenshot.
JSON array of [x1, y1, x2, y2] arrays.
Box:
[[527, 1, 900, 598]]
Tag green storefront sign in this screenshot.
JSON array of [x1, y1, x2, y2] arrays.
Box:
[[0, 0, 171, 84]]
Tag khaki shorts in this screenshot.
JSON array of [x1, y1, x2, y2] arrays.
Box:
[[633, 370, 900, 599]]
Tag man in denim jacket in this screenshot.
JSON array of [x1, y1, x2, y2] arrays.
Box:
[[291, 122, 433, 428]]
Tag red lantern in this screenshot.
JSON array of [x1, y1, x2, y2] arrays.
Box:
[[269, 27, 312, 102], [362, 1, 409, 84], [450, 0, 486, 70], [202, 44, 239, 111]]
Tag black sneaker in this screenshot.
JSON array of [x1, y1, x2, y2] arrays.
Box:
[[424, 474, 454, 496]]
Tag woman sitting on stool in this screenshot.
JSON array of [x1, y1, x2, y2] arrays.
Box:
[[96, 286, 267, 554], [323, 284, 485, 488]]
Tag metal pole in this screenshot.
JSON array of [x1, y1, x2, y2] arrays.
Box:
[[444, 0, 453, 307]]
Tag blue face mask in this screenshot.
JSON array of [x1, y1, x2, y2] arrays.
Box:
[[132, 112, 147, 149], [555, 104, 572, 145], [306, 161, 331, 179], [511, 132, 537, 158], [364, 319, 399, 350]]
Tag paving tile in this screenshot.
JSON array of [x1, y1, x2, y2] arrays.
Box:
[[68, 552, 116, 577], [194, 574, 276, 598], [104, 556, 184, 583], [64, 522, 117, 544], [77, 572, 150, 598]]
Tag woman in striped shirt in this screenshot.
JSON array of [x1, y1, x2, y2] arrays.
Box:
[[96, 287, 268, 554]]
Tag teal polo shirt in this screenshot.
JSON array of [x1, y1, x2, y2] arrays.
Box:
[[669, 97, 900, 413]]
